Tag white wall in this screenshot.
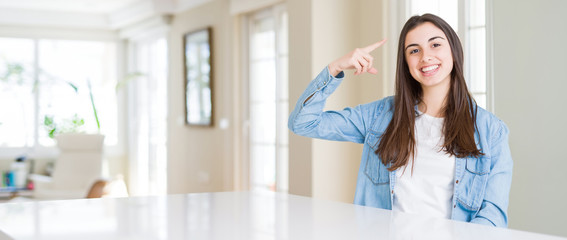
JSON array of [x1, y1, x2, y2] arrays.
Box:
[[491, 0, 567, 237], [167, 0, 235, 194]]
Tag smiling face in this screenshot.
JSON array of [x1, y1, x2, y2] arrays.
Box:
[[404, 22, 454, 92]]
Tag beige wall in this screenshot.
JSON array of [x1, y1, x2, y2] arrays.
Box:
[[288, 0, 386, 203], [167, 0, 235, 194], [162, 0, 391, 201], [491, 0, 567, 237], [312, 0, 373, 203], [288, 0, 314, 197], [144, 0, 391, 204]]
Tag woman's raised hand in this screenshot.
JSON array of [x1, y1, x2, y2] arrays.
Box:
[[328, 39, 387, 77]]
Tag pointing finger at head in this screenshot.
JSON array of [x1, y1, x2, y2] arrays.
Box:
[[362, 38, 387, 53]]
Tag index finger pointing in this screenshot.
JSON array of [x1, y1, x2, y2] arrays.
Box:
[[362, 38, 387, 53]]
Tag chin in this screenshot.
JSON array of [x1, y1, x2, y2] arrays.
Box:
[[418, 78, 447, 88]]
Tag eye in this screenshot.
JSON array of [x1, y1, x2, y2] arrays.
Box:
[[409, 49, 419, 54], [432, 43, 441, 48]]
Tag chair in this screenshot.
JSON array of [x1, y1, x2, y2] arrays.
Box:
[[30, 134, 106, 200], [86, 177, 129, 198]]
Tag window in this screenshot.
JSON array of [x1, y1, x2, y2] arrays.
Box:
[[246, 5, 289, 192], [466, 0, 488, 109], [127, 36, 168, 196], [0, 37, 118, 157], [408, 0, 489, 109], [0, 38, 34, 148]]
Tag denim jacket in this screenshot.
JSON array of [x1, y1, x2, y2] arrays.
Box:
[[288, 67, 513, 227]]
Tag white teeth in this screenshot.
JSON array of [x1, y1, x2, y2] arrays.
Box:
[[421, 65, 439, 72]]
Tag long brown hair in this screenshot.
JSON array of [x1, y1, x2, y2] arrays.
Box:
[[376, 14, 482, 171]]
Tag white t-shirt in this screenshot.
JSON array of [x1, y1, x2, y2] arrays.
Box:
[[392, 112, 456, 219]]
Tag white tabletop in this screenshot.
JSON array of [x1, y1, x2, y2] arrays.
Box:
[[0, 191, 564, 240]]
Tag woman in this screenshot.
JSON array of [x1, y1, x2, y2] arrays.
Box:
[[288, 14, 513, 227]]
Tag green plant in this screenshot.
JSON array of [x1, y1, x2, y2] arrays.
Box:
[[43, 114, 85, 138], [0, 61, 30, 133], [0, 60, 92, 138], [87, 79, 100, 132], [0, 62, 25, 84], [42, 78, 100, 138]]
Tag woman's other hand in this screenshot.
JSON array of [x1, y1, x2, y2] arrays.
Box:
[[328, 39, 387, 77]]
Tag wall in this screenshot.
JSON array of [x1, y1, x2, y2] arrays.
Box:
[[167, 0, 379, 201], [287, 0, 314, 197], [310, 0, 360, 203], [288, 0, 386, 203], [167, 0, 235, 194], [492, 0, 567, 237]]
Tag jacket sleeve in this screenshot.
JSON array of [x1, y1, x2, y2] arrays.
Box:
[[288, 66, 374, 144], [470, 119, 513, 227]]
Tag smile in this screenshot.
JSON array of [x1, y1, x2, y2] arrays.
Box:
[[421, 64, 439, 73]]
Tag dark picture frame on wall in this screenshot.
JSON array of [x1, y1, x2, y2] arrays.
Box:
[[183, 27, 214, 126]]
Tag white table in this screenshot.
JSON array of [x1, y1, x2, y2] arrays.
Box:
[[0, 191, 564, 240]]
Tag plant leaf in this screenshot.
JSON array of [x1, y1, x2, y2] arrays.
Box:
[[44, 115, 54, 126], [49, 128, 56, 139], [65, 81, 79, 93]]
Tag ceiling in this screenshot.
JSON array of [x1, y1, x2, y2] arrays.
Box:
[[0, 0, 141, 14], [0, 0, 211, 30]]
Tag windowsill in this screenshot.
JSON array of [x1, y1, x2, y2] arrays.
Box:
[[0, 145, 124, 160]]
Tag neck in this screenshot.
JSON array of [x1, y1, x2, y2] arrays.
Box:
[[419, 82, 450, 118]]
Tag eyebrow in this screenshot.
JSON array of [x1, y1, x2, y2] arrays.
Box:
[[405, 36, 446, 51]]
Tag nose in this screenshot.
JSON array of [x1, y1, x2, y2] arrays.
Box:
[[420, 49, 433, 62], [420, 54, 433, 62]]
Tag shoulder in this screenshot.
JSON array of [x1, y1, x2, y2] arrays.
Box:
[[475, 106, 506, 128], [475, 106, 510, 142], [359, 96, 395, 116], [382, 96, 395, 109], [356, 96, 395, 132]]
